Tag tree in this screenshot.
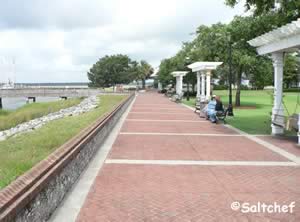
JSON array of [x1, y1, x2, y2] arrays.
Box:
[[158, 7, 297, 106], [138, 60, 153, 89], [88, 54, 135, 89], [158, 58, 176, 87], [225, 0, 300, 23], [190, 15, 281, 106], [158, 42, 197, 97], [248, 57, 273, 89], [284, 53, 300, 88]]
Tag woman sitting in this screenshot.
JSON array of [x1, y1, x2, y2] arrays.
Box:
[[206, 96, 217, 123], [207, 95, 224, 123]]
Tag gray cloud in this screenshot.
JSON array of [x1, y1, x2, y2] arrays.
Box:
[[0, 0, 244, 83], [0, 0, 113, 29]]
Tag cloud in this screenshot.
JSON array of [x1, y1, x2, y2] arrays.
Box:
[[0, 0, 114, 29], [0, 0, 244, 83]]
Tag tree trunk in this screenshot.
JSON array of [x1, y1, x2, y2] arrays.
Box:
[[142, 79, 146, 89], [192, 83, 195, 93], [186, 82, 190, 101], [235, 69, 242, 107]]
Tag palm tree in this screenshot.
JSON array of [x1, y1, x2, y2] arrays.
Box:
[[138, 60, 154, 89]]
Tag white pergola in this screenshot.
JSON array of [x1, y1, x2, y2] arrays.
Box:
[[248, 18, 300, 140], [150, 67, 163, 91], [188, 62, 223, 101], [171, 71, 188, 95]]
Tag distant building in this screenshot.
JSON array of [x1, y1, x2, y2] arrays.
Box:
[[13, 82, 89, 89]]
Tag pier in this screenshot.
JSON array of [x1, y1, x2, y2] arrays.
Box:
[[0, 88, 105, 108]]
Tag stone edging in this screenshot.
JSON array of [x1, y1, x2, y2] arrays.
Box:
[[0, 96, 99, 141], [0, 93, 135, 222]]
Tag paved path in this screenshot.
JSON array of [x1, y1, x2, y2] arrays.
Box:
[[68, 92, 300, 221]]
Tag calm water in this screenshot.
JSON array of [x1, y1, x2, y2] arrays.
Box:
[[2, 97, 61, 110]]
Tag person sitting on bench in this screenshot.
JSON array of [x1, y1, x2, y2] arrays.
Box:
[[206, 95, 217, 123], [207, 95, 224, 123], [215, 96, 224, 115]]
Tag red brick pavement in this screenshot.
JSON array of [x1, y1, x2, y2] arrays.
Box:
[[77, 92, 300, 222], [121, 121, 238, 134], [257, 135, 300, 158], [109, 135, 288, 161]]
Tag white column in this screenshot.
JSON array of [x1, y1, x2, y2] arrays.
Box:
[[177, 75, 183, 95], [196, 71, 201, 98], [158, 81, 162, 91], [175, 75, 183, 95], [201, 71, 206, 101], [271, 52, 285, 135], [206, 70, 211, 100], [175, 76, 179, 94]]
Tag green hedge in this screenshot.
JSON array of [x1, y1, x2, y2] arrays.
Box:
[[283, 88, 300, 93], [213, 85, 228, 90]]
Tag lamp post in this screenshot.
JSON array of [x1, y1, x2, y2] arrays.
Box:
[[185, 56, 191, 101], [227, 36, 234, 116]]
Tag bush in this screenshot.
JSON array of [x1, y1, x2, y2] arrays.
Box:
[[213, 85, 228, 90], [240, 85, 249, 90], [183, 91, 197, 97], [283, 88, 300, 93]]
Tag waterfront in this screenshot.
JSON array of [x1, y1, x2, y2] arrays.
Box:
[[0, 82, 89, 110], [1, 97, 61, 110]]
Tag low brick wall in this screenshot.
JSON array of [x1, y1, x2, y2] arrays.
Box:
[[0, 94, 134, 222]]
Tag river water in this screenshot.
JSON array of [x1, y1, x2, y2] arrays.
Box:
[[2, 97, 61, 110]]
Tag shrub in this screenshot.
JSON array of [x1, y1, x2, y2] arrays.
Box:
[[183, 91, 197, 97], [283, 88, 300, 93], [213, 85, 228, 90]]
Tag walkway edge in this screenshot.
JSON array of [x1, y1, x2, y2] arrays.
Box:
[[224, 124, 300, 165], [181, 102, 300, 165], [49, 95, 136, 222], [105, 159, 298, 166]]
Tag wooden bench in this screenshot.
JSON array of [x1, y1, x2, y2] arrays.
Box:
[[216, 108, 229, 123], [287, 114, 299, 131], [171, 93, 183, 103], [165, 89, 175, 97], [194, 97, 201, 113]]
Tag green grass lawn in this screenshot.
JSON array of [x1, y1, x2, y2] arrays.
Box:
[[0, 98, 83, 131], [182, 90, 300, 135], [0, 95, 127, 189]]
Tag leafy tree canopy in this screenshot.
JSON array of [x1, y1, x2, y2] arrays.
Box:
[[88, 54, 153, 88], [225, 0, 300, 23]]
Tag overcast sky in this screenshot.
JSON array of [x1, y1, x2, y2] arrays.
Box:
[[0, 0, 244, 83]]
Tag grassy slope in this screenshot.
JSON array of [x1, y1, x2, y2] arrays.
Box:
[[0, 98, 83, 131], [0, 95, 126, 189], [182, 90, 300, 135]]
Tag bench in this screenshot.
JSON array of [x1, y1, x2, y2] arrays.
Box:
[[287, 114, 299, 131], [194, 97, 201, 113], [165, 89, 175, 97], [171, 93, 183, 103], [200, 105, 228, 123], [272, 113, 299, 131], [216, 108, 228, 123]]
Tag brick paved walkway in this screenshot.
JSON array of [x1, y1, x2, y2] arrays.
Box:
[[76, 92, 300, 222]]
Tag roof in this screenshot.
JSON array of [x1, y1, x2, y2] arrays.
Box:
[[187, 62, 223, 72], [171, 71, 188, 77], [248, 18, 300, 55]]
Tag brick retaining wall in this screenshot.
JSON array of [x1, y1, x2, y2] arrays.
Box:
[[0, 93, 135, 222]]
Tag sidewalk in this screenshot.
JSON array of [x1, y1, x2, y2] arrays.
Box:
[[67, 92, 300, 221]]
